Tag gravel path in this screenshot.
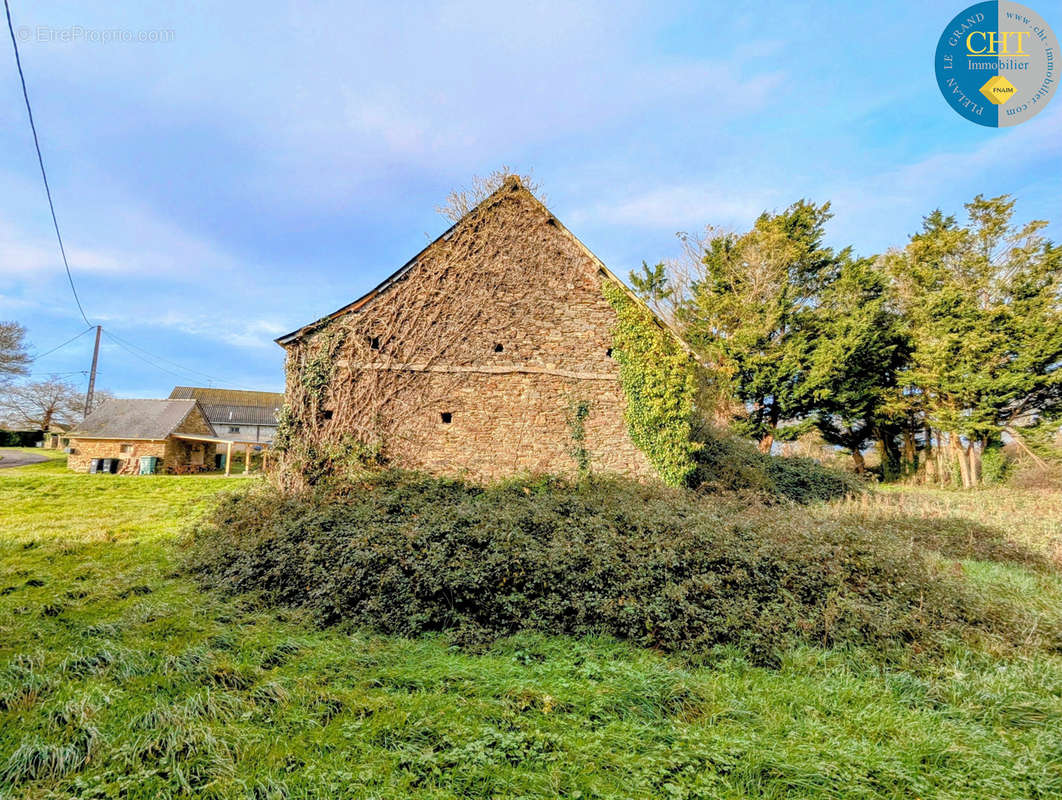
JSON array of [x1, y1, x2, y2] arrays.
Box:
[[0, 449, 49, 469]]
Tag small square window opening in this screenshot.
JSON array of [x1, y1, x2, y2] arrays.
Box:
[[440, 412, 453, 424]]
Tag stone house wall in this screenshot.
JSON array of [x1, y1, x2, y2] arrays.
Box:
[[67, 438, 168, 474], [283, 182, 657, 483]]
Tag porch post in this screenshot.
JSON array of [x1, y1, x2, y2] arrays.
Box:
[[245, 442, 251, 474], [225, 441, 233, 476]]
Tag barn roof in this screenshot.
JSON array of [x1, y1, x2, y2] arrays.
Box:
[[168, 387, 284, 426], [68, 399, 210, 441], [274, 177, 694, 357]]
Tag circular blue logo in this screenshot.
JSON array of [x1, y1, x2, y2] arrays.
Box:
[[935, 1, 1058, 126]]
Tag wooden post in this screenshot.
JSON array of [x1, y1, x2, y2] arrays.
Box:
[[83, 326, 102, 418], [262, 451, 269, 472], [225, 441, 233, 476], [244, 443, 251, 474]]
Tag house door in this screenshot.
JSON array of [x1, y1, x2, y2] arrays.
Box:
[[190, 445, 204, 466]]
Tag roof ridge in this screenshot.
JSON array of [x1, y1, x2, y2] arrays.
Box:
[[275, 177, 530, 345], [275, 178, 695, 360]]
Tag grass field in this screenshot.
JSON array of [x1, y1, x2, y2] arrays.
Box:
[[2, 454, 1061, 799]]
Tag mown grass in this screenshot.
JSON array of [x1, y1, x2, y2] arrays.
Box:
[[2, 462, 1062, 798]]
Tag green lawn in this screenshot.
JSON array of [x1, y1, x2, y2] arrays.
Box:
[[2, 462, 1061, 799]]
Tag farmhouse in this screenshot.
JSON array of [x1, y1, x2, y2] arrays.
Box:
[[168, 386, 283, 444], [276, 177, 688, 484], [66, 398, 218, 474]]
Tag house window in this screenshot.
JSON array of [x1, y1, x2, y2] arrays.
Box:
[[229, 426, 241, 433], [368, 335, 381, 350], [440, 412, 453, 424], [493, 343, 504, 353], [120, 444, 133, 455]]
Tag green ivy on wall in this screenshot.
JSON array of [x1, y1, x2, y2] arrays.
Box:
[[602, 280, 700, 486], [302, 328, 344, 401]]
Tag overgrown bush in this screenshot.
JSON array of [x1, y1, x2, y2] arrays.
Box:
[[184, 472, 1044, 664], [691, 426, 862, 503], [980, 444, 1012, 486]]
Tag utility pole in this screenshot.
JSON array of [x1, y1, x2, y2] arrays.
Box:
[[84, 325, 101, 418]]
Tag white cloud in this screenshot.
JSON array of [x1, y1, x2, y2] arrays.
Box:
[[570, 103, 1062, 249], [147, 311, 287, 351], [0, 220, 127, 278]]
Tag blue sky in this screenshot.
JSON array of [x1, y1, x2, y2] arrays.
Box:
[[1, 0, 1059, 397]]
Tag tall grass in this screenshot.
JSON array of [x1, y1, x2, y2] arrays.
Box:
[[1, 468, 1061, 798]]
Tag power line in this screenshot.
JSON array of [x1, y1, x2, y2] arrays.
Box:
[[27, 369, 88, 379], [4, 0, 92, 326], [103, 329, 252, 387], [3, 1, 265, 395], [101, 331, 194, 382], [28, 325, 94, 362]]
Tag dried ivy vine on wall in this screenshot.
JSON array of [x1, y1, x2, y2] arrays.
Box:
[[603, 279, 700, 487], [274, 180, 548, 490]]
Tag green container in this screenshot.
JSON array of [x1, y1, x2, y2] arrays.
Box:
[[138, 456, 159, 475]]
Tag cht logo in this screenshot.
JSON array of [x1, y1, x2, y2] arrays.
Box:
[[935, 1, 1058, 126]]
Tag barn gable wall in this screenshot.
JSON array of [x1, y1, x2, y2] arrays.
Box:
[[283, 182, 655, 483]]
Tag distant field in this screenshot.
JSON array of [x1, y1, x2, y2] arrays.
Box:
[[2, 462, 1061, 799]]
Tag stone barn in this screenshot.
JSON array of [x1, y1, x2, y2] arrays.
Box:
[[275, 177, 693, 485], [66, 398, 218, 474]]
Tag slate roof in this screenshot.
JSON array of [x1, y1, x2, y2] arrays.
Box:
[[168, 387, 284, 427], [68, 399, 208, 440]]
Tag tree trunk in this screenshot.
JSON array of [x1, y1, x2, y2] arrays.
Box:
[[876, 430, 902, 482], [851, 449, 866, 475], [758, 404, 779, 454], [902, 430, 917, 476], [935, 430, 946, 485], [968, 440, 982, 487], [954, 437, 972, 489], [922, 426, 935, 485]]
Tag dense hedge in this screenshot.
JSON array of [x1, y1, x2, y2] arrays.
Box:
[[0, 430, 42, 447], [692, 426, 862, 503], [185, 472, 1028, 664]]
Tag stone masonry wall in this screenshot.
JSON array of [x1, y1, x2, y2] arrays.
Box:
[[68, 439, 167, 474]]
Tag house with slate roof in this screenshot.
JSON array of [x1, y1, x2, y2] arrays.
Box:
[[168, 387, 284, 444], [66, 398, 218, 474]]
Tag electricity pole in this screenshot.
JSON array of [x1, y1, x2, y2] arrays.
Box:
[[84, 325, 101, 418]]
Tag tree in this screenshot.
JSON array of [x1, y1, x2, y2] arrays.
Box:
[[805, 254, 911, 474], [680, 200, 841, 452], [885, 195, 1062, 488], [0, 321, 30, 384], [0, 378, 110, 431]]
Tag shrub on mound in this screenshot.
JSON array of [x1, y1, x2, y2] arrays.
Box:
[[691, 426, 863, 503], [185, 473, 1041, 663]]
